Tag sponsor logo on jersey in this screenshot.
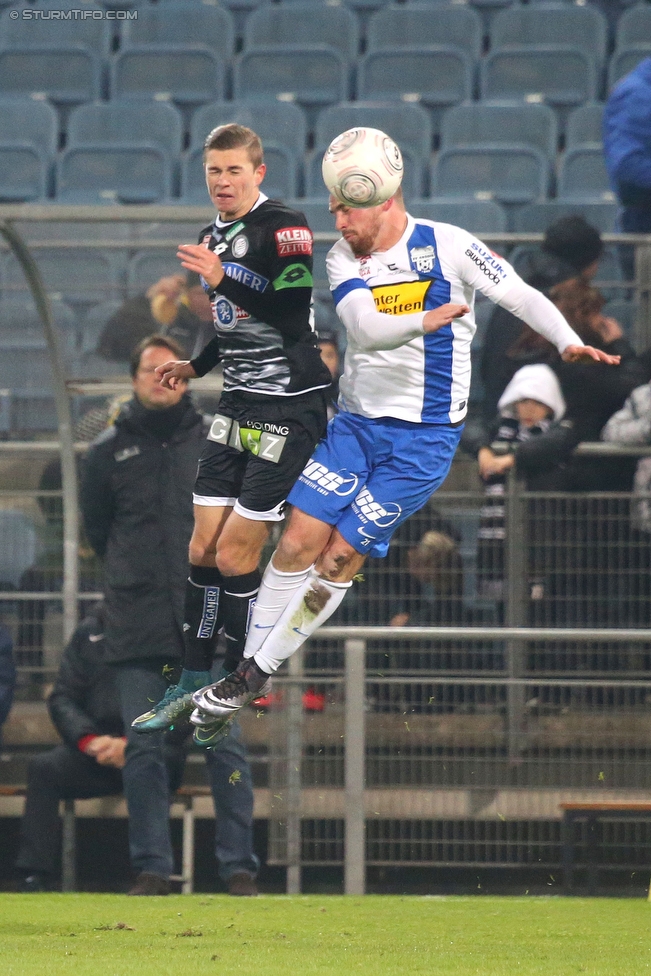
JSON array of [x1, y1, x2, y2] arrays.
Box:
[[275, 227, 313, 256], [224, 221, 245, 241], [466, 242, 507, 281], [222, 262, 269, 292], [213, 296, 238, 329], [354, 487, 402, 528], [409, 244, 436, 273], [198, 586, 220, 640], [114, 445, 141, 463], [241, 421, 290, 435], [202, 234, 212, 246], [231, 234, 249, 258], [299, 460, 359, 497], [371, 280, 431, 316], [273, 263, 313, 291], [358, 256, 372, 279]]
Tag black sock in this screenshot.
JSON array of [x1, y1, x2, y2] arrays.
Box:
[[221, 569, 261, 673], [182, 565, 224, 672]]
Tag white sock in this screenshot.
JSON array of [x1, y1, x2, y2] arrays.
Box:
[[254, 569, 352, 674], [242, 559, 313, 659]]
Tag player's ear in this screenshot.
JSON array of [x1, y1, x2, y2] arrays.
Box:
[[254, 163, 266, 186]]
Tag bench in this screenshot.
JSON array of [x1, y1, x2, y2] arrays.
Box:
[[0, 784, 213, 894], [560, 802, 651, 894]]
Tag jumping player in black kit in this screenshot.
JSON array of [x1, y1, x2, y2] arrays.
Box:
[[132, 124, 331, 743]]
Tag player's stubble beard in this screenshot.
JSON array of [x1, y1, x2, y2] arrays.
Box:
[[346, 210, 383, 258]]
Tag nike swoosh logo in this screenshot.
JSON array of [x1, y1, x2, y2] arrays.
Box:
[[357, 527, 375, 539], [254, 624, 273, 630], [292, 627, 310, 637], [88, 634, 104, 642]]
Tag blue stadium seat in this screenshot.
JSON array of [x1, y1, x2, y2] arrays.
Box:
[[0, 0, 112, 55], [126, 250, 191, 297], [489, 4, 608, 68], [57, 146, 172, 204], [182, 142, 298, 202], [558, 145, 614, 202], [0, 48, 101, 104], [0, 97, 58, 156], [111, 46, 225, 105], [121, 3, 236, 60], [440, 102, 558, 159], [0, 511, 40, 588], [80, 300, 124, 355], [565, 103, 605, 149], [608, 47, 651, 89], [615, 3, 651, 49], [4, 249, 121, 307], [244, 4, 359, 60], [409, 198, 508, 234], [285, 197, 334, 289], [367, 3, 483, 61], [513, 200, 617, 234], [357, 48, 473, 115], [315, 102, 433, 163], [480, 47, 598, 111], [234, 46, 347, 108], [67, 101, 184, 157], [0, 296, 78, 350], [305, 144, 424, 199], [0, 144, 49, 202], [431, 144, 548, 205], [191, 100, 308, 157]]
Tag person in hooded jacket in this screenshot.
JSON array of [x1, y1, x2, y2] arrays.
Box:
[[80, 335, 259, 897]]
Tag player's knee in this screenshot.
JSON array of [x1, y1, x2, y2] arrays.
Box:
[[189, 536, 213, 566], [316, 545, 358, 582]]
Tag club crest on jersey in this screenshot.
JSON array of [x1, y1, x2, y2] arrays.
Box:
[[231, 234, 249, 258], [409, 244, 436, 274], [212, 297, 238, 330]]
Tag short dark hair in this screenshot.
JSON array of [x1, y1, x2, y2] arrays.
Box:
[[130, 334, 186, 378], [203, 123, 264, 170], [543, 216, 603, 274]]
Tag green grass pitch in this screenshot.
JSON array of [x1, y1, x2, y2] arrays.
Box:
[[3, 893, 651, 976]]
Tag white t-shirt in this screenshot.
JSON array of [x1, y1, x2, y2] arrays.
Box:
[[327, 214, 582, 424]]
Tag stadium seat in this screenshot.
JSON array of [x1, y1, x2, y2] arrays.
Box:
[[0, 0, 112, 55], [80, 300, 124, 355], [615, 3, 651, 49], [191, 100, 308, 157], [608, 47, 651, 89], [0, 144, 49, 202], [67, 101, 184, 158], [315, 102, 433, 163], [4, 250, 121, 307], [0, 48, 102, 104], [565, 103, 605, 150], [0, 296, 78, 351], [182, 142, 298, 203], [111, 46, 225, 105], [0, 511, 40, 589], [367, 3, 483, 61], [233, 46, 347, 108], [126, 250, 192, 297], [489, 4, 608, 68], [244, 4, 359, 61], [121, 3, 236, 60], [431, 144, 548, 205], [305, 144, 424, 199], [440, 102, 558, 160], [480, 47, 598, 112], [557, 145, 614, 202], [357, 47, 473, 117], [11, 391, 59, 434], [0, 97, 58, 156], [409, 198, 508, 234], [513, 200, 617, 234], [57, 146, 172, 205]]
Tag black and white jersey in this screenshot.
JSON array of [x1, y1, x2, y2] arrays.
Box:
[[190, 194, 332, 398]]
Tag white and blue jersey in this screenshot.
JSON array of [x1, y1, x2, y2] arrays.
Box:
[[329, 215, 523, 424]]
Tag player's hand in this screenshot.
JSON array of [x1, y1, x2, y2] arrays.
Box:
[[95, 737, 126, 769], [561, 344, 621, 365], [177, 243, 224, 289], [155, 359, 197, 390], [146, 274, 185, 303], [422, 303, 470, 334]]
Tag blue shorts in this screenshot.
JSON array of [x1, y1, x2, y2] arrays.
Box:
[[287, 410, 463, 558]]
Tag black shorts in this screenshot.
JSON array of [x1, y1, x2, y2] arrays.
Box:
[[193, 388, 329, 520]]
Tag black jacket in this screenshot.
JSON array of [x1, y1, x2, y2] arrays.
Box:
[[0, 623, 15, 731], [97, 294, 205, 362], [47, 607, 124, 747], [80, 394, 208, 665]]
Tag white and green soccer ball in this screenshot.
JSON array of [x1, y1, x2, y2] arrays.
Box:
[[322, 126, 403, 208]]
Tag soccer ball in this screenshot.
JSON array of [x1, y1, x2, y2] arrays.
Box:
[[322, 127, 403, 208]]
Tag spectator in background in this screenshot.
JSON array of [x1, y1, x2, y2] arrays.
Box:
[[479, 217, 604, 422], [80, 335, 258, 897], [388, 529, 464, 628], [604, 57, 651, 235], [0, 621, 15, 746], [97, 272, 212, 363], [602, 376, 651, 533]]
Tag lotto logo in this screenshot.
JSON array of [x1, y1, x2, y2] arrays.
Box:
[[355, 488, 402, 527], [302, 461, 358, 496]]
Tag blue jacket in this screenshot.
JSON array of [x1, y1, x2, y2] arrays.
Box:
[[604, 57, 651, 208]]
